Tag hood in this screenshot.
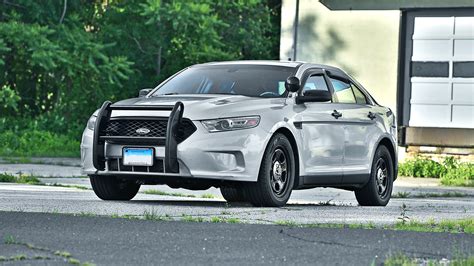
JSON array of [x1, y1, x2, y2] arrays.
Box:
[[112, 94, 285, 120]]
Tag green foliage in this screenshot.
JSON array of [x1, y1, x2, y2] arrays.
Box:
[[394, 218, 474, 234], [0, 85, 21, 115], [384, 254, 474, 266], [399, 156, 473, 186], [398, 156, 446, 178], [0, 173, 41, 185], [441, 163, 474, 187], [0, 130, 79, 157], [0, 0, 280, 147]]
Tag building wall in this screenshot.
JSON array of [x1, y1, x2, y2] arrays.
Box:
[[280, 0, 400, 112]]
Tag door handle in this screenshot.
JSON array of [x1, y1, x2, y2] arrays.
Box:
[[331, 110, 342, 119], [368, 112, 376, 120]]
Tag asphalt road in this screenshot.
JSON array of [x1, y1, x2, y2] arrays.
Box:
[[0, 182, 473, 225], [1, 212, 472, 266], [1, 162, 474, 225]]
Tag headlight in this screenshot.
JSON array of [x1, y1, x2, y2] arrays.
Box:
[[201, 116, 260, 133], [87, 115, 97, 130]]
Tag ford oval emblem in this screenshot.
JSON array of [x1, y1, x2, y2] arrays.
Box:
[[136, 128, 150, 135]]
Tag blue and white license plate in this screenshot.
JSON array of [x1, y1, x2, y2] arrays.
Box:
[[123, 148, 154, 166]]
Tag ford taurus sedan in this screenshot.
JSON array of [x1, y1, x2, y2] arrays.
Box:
[[81, 61, 397, 207]]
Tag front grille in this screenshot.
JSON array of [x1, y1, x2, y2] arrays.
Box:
[[104, 118, 196, 143]]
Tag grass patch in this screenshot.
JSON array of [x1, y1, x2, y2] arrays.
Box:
[[0, 130, 80, 158], [46, 183, 89, 190], [392, 191, 468, 198], [273, 218, 474, 234], [394, 218, 474, 234], [142, 189, 196, 198], [201, 193, 216, 199], [0, 173, 41, 184], [384, 254, 473, 266], [399, 156, 473, 187], [210, 216, 241, 223]]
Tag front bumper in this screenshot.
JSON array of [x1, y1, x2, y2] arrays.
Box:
[[81, 117, 268, 183]]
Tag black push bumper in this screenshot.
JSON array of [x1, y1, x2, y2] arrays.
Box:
[[92, 101, 185, 174]]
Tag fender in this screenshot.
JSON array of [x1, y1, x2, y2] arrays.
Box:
[[371, 133, 398, 180]]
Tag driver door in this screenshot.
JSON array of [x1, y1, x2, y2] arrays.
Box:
[[295, 70, 344, 185]]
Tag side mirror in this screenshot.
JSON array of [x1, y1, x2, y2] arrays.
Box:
[[139, 88, 152, 98], [296, 90, 332, 104], [285, 76, 300, 93]]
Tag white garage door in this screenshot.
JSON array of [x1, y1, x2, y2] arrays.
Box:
[[409, 16, 474, 129]]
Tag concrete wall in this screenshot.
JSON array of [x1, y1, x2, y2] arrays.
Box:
[[280, 0, 400, 112]]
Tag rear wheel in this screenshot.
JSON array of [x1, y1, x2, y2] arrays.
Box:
[[220, 186, 247, 203], [245, 133, 295, 207], [355, 145, 394, 206], [90, 175, 140, 200]]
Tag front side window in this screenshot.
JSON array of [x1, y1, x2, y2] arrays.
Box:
[[151, 65, 295, 98], [302, 75, 329, 92], [330, 78, 356, 104]]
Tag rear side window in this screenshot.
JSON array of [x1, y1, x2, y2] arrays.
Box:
[[351, 84, 368, 104], [330, 78, 356, 104], [302, 75, 329, 92]]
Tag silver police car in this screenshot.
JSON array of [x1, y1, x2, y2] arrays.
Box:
[[81, 61, 397, 207]]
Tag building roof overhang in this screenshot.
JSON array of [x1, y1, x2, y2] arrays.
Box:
[[319, 0, 474, 10]]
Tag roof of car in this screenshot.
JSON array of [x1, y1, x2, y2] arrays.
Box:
[[195, 60, 303, 68], [194, 60, 345, 74], [192, 60, 352, 83]]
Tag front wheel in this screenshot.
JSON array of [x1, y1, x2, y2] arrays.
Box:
[[355, 145, 394, 206], [245, 133, 295, 207], [220, 186, 247, 203], [90, 175, 140, 200]]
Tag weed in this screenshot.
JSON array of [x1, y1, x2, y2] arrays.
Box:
[[397, 203, 410, 224], [201, 193, 215, 199], [181, 215, 204, 223], [142, 209, 170, 221], [54, 251, 72, 258], [68, 258, 81, 265], [4, 235, 16, 244]]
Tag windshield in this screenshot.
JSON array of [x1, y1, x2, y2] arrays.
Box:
[[151, 65, 295, 98]]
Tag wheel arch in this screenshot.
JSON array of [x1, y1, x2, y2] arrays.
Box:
[[272, 127, 301, 189], [376, 137, 398, 180]]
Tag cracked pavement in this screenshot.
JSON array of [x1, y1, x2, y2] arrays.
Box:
[[0, 212, 472, 266]]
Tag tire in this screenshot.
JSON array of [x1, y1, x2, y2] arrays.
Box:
[[244, 133, 295, 207], [220, 186, 247, 203], [90, 175, 140, 201], [355, 145, 394, 206]]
